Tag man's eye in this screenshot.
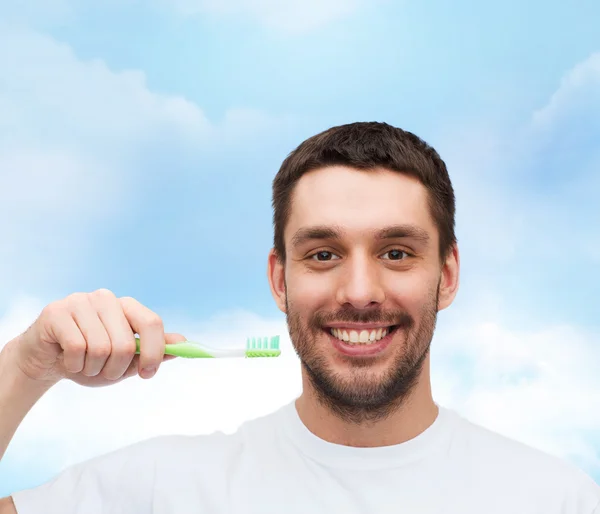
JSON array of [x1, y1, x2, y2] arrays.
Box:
[[311, 251, 339, 261], [382, 249, 409, 260]]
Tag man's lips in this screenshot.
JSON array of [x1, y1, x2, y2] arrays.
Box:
[[323, 322, 394, 330], [323, 325, 400, 357]]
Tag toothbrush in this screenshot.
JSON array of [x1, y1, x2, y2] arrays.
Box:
[[134, 335, 281, 358]]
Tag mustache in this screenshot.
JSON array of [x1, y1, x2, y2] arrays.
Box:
[[311, 308, 413, 329]]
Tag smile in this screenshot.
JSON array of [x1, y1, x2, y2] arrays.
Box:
[[328, 325, 398, 345]]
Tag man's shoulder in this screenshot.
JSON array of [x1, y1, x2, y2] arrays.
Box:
[[448, 408, 599, 501], [452, 411, 581, 469]]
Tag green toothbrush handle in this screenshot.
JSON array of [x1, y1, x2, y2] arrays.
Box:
[[134, 337, 215, 358]]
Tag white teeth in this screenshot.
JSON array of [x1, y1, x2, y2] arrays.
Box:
[[330, 327, 391, 345]]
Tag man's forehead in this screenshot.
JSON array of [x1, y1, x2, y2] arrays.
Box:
[[287, 169, 434, 240], [291, 166, 428, 210]]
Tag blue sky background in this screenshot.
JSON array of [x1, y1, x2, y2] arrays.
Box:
[[0, 0, 599, 496]]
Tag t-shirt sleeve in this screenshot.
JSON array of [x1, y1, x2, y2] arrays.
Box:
[[10, 437, 163, 514]]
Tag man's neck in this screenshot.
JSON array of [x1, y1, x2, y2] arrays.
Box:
[[294, 365, 438, 448]]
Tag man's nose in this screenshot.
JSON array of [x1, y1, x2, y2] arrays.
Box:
[[334, 254, 385, 309]]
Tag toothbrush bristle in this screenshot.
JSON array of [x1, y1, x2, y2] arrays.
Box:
[[271, 335, 279, 349], [244, 335, 281, 357]]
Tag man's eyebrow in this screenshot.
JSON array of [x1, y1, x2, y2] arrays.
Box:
[[290, 224, 430, 248], [291, 225, 343, 248], [377, 224, 430, 244]]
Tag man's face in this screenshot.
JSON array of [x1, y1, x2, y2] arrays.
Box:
[[268, 166, 459, 422]]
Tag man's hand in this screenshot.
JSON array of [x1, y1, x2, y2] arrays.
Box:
[[11, 288, 185, 387]]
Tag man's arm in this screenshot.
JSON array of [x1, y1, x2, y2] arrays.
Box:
[[0, 337, 56, 462], [0, 290, 179, 512], [0, 496, 16, 514], [0, 339, 52, 513]]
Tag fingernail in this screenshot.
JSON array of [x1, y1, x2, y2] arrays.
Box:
[[141, 367, 156, 379]]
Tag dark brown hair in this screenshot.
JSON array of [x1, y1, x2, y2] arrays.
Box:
[[271, 121, 456, 263]]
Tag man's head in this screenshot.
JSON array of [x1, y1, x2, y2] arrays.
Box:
[[267, 122, 460, 423]]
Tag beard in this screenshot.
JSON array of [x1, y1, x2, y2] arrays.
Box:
[[286, 284, 439, 425]]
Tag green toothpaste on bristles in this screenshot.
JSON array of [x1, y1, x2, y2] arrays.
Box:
[[134, 335, 281, 359]]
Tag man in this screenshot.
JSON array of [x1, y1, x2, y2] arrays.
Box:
[[0, 122, 598, 513]]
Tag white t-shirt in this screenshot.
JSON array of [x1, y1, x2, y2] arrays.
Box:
[[11, 401, 600, 513]]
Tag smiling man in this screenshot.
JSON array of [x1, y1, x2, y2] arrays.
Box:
[[1, 122, 598, 513], [268, 141, 455, 446]]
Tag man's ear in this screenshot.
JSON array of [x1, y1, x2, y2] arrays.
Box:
[[267, 248, 287, 313], [437, 244, 460, 311]]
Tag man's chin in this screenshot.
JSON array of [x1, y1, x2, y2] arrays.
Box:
[[301, 347, 426, 420], [308, 374, 404, 421], [308, 362, 397, 404]]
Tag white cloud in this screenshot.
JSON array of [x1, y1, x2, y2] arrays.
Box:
[[434, 50, 600, 270], [523, 52, 600, 263], [531, 52, 600, 132], [433, 312, 600, 470], [171, 0, 365, 33], [0, 25, 206, 293], [0, 25, 275, 297], [0, 27, 210, 146]]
